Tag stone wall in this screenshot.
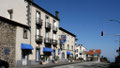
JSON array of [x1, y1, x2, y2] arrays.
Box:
[[0, 21, 16, 66]]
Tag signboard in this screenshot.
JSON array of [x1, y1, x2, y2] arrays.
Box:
[[60, 35, 66, 45], [94, 53, 98, 56], [58, 49, 60, 55]]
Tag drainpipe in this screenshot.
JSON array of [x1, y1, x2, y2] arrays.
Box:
[[27, 0, 32, 65]]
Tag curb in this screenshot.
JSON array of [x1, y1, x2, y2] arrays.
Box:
[[9, 61, 82, 68], [30, 61, 81, 68]]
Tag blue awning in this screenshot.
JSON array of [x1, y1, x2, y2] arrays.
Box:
[[67, 51, 72, 55], [43, 47, 53, 52], [21, 43, 34, 50]]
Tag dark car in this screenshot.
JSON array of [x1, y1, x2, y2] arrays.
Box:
[[0, 60, 9, 68]]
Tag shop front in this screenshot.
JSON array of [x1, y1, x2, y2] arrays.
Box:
[[43, 47, 53, 63], [67, 51, 72, 61], [21, 43, 34, 65]]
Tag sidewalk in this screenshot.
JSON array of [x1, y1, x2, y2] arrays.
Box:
[[9, 61, 81, 68]]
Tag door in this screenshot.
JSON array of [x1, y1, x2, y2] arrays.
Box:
[[62, 52, 65, 60], [36, 49, 40, 61], [53, 50, 56, 60], [22, 54, 28, 65], [45, 57, 49, 63]]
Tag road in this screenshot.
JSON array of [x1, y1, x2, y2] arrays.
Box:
[[50, 62, 109, 68]]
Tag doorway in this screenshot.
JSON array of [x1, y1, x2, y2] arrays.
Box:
[[22, 54, 28, 65], [36, 49, 40, 61], [62, 52, 65, 60]]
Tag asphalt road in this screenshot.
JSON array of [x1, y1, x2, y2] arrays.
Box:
[[50, 62, 109, 68]]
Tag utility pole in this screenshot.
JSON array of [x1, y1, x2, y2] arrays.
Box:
[[101, 19, 120, 64]]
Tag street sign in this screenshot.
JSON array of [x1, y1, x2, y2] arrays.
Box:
[[60, 35, 66, 45]]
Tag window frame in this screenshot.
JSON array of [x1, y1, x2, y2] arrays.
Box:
[[23, 28, 28, 39]]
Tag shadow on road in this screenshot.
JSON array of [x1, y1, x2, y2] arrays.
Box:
[[108, 63, 120, 68]]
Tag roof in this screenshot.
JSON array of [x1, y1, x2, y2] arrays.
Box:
[[0, 16, 29, 29], [27, 0, 60, 21], [76, 44, 87, 49], [86, 49, 101, 55], [59, 27, 76, 37]]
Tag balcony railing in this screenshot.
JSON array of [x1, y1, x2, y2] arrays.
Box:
[[35, 35, 43, 44], [45, 22, 51, 30], [52, 39, 57, 45], [44, 37, 52, 44], [53, 26, 57, 32], [36, 18, 43, 27]]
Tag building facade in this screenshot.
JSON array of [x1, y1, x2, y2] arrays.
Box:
[[0, 0, 77, 67], [59, 27, 76, 61], [75, 44, 86, 61], [0, 16, 31, 66], [30, 2, 60, 65], [86, 49, 101, 61]]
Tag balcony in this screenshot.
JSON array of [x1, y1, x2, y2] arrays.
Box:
[[36, 18, 43, 27], [52, 39, 57, 45], [35, 35, 43, 44], [44, 37, 52, 44], [53, 26, 57, 32], [45, 22, 51, 30]]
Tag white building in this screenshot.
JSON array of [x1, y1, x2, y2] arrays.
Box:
[[75, 44, 86, 61]]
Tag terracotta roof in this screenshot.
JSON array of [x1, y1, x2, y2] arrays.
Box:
[[86, 49, 101, 56]]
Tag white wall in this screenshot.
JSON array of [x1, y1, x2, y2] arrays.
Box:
[[15, 26, 30, 65], [75, 45, 87, 60], [0, 0, 28, 25], [30, 5, 60, 61]]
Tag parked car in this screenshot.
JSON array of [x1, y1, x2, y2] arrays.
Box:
[[0, 60, 9, 68]]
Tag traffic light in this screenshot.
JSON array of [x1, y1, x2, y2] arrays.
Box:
[[101, 31, 103, 36]]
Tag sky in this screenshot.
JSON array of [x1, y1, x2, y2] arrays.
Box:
[[34, 0, 120, 62]]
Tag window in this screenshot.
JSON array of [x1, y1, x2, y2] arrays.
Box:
[[36, 11, 40, 23], [58, 49, 60, 55], [76, 49, 78, 52], [53, 20, 56, 26], [67, 45, 69, 50], [53, 34, 56, 40], [36, 26, 40, 36], [45, 16, 50, 28], [23, 28, 28, 39], [72, 37, 74, 42], [46, 16, 49, 23], [46, 31, 49, 38], [62, 44, 64, 49], [71, 46, 73, 51], [36, 26, 41, 40]]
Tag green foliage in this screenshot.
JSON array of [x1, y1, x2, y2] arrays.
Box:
[[100, 56, 110, 63]]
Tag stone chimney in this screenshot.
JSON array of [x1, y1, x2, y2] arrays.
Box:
[[55, 11, 59, 19]]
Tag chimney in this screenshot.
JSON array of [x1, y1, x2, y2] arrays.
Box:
[[7, 9, 13, 14], [55, 11, 59, 19]]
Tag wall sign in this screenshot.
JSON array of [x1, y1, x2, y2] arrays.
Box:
[[60, 35, 66, 45], [4, 48, 10, 55]]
